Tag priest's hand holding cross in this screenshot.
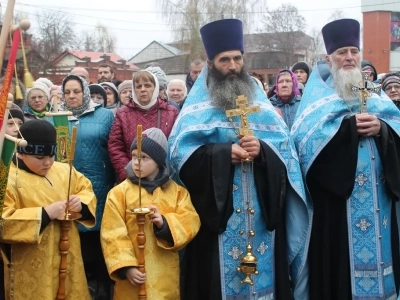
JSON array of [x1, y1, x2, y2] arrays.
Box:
[[349, 71, 382, 138], [226, 95, 261, 163]]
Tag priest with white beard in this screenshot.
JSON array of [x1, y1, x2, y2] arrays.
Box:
[[291, 18, 400, 300]]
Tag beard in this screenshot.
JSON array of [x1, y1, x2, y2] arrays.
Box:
[[331, 59, 362, 101], [208, 66, 255, 110]]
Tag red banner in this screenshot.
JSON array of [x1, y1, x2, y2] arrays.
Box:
[[0, 28, 21, 130]]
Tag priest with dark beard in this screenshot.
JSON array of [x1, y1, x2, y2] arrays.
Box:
[[291, 19, 400, 300], [168, 19, 311, 300]]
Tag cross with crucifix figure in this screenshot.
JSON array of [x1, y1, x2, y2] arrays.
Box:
[[225, 95, 260, 137], [349, 71, 381, 113]]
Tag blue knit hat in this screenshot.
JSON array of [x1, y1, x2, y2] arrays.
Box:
[[322, 19, 360, 55], [200, 19, 244, 59], [130, 128, 167, 167]]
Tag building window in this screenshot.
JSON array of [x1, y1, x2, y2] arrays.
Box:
[[391, 12, 400, 51]]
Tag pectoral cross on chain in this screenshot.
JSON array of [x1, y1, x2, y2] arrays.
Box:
[[225, 95, 260, 137], [350, 71, 381, 113]]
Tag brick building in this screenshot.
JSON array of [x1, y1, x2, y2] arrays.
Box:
[[49, 50, 140, 84], [132, 32, 315, 89], [362, 0, 400, 73]]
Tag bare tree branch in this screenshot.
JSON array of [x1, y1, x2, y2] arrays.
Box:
[[31, 10, 76, 74], [309, 27, 325, 66], [260, 3, 307, 68], [94, 23, 117, 53], [155, 0, 266, 59], [328, 10, 345, 21], [76, 23, 117, 53]]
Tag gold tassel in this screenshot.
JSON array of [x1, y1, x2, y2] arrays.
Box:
[[14, 65, 23, 100], [20, 19, 34, 88]]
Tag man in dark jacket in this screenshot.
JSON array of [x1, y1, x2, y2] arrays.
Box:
[[185, 58, 204, 94]]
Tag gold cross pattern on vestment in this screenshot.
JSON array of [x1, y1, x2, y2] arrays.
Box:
[[349, 71, 381, 113], [225, 95, 260, 137]]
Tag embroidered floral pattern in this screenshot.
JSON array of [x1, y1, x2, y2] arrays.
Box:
[[356, 218, 371, 232], [257, 241, 269, 255], [355, 173, 368, 186], [228, 246, 243, 260]]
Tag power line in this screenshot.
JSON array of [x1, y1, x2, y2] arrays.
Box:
[[5, 0, 394, 33], [12, 9, 180, 33], [12, 1, 400, 15], [15, 2, 171, 26], [2, 1, 366, 34]]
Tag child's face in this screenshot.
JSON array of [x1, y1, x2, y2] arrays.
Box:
[[6, 118, 23, 138], [17, 154, 55, 176], [91, 93, 104, 105], [131, 149, 159, 181]]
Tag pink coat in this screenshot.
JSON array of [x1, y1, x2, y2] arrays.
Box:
[[108, 98, 179, 182]]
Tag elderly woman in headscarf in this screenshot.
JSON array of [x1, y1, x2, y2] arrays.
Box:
[[61, 73, 115, 300], [269, 69, 302, 129], [108, 70, 179, 183]]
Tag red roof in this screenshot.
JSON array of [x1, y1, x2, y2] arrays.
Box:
[[54, 50, 139, 70]]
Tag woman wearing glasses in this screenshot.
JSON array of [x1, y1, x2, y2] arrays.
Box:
[[381, 72, 400, 108]]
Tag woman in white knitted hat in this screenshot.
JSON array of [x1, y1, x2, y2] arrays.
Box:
[[23, 80, 54, 122]]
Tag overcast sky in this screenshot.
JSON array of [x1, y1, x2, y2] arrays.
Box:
[[1, 0, 362, 60]]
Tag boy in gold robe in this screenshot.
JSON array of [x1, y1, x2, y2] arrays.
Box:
[[1, 119, 97, 300], [101, 127, 200, 300]]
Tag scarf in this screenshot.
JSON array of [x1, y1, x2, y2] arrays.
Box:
[[25, 104, 50, 118], [62, 74, 91, 117], [124, 161, 170, 194], [131, 71, 159, 110]]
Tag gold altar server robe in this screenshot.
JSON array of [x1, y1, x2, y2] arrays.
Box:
[[101, 179, 200, 300], [1, 162, 97, 300]]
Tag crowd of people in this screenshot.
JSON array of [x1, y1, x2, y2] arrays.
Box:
[[0, 16, 400, 300]]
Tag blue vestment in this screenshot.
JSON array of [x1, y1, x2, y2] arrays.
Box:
[[168, 67, 311, 299], [292, 61, 400, 299]]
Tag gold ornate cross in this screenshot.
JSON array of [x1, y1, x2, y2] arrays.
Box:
[[350, 71, 381, 113], [225, 95, 260, 137]]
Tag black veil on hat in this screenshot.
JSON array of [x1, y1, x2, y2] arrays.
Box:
[[322, 19, 360, 55], [200, 19, 244, 59]]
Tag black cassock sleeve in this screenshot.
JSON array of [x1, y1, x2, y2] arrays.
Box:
[[180, 141, 288, 233], [308, 117, 400, 202], [180, 143, 235, 234], [307, 116, 359, 200]]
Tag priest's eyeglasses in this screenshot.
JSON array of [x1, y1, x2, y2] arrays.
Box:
[[384, 84, 400, 92]]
